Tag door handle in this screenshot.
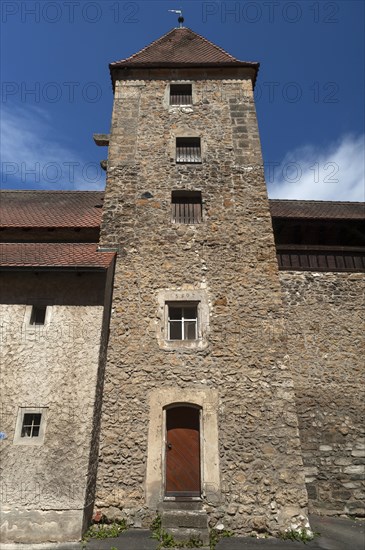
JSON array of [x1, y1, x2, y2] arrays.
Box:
[[167, 443, 172, 449]]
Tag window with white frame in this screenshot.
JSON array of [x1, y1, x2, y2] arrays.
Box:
[[167, 303, 198, 340], [14, 407, 47, 445]]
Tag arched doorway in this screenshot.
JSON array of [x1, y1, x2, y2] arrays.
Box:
[[165, 404, 201, 497]]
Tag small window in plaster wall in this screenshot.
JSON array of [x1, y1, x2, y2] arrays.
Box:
[[176, 138, 201, 164], [170, 84, 192, 105], [14, 407, 48, 445], [30, 305, 47, 325], [24, 304, 52, 328], [171, 191, 202, 224]]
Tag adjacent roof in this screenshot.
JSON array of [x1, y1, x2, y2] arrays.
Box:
[[0, 243, 114, 269], [270, 200, 365, 220], [110, 27, 259, 85], [1, 192, 364, 229], [0, 190, 103, 228]]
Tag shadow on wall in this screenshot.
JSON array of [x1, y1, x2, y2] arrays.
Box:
[[0, 271, 106, 306]]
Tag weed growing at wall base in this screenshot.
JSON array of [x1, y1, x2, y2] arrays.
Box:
[[82, 518, 127, 540], [151, 515, 204, 549], [209, 528, 234, 549], [279, 528, 315, 543]]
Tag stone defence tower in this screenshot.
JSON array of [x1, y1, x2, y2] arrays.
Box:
[[96, 27, 309, 538]]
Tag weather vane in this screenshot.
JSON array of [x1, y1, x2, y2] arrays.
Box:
[[168, 9, 184, 28]]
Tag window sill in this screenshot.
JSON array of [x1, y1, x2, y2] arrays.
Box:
[[14, 438, 45, 446], [174, 164, 203, 169], [171, 222, 202, 226], [162, 338, 207, 352]]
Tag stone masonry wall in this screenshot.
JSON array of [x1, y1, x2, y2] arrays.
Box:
[[0, 271, 107, 543], [280, 272, 365, 516], [96, 72, 310, 536]]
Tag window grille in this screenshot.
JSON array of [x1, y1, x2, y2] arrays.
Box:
[[170, 84, 192, 105], [176, 138, 201, 164], [171, 191, 202, 224]]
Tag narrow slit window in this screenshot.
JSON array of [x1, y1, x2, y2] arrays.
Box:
[[170, 84, 192, 105], [168, 303, 198, 341], [176, 138, 201, 164], [21, 413, 42, 438], [171, 191, 202, 224], [30, 305, 47, 325]]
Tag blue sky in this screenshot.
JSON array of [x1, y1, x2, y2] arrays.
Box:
[[1, 0, 364, 200]]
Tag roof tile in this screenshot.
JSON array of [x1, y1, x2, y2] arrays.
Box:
[[110, 27, 259, 68], [1, 192, 364, 229], [0, 191, 103, 228], [0, 243, 114, 269], [269, 200, 365, 220]]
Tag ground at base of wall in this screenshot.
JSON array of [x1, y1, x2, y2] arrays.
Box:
[[0, 516, 364, 550]]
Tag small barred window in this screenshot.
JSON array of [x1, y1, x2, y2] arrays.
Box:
[[176, 138, 201, 164], [170, 84, 192, 105], [171, 191, 202, 224]]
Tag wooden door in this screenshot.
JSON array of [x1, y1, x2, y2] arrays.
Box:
[[165, 406, 201, 497]]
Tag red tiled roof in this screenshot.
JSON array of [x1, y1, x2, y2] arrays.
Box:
[[269, 200, 365, 220], [1, 192, 363, 230], [0, 243, 114, 269], [110, 27, 259, 69], [0, 191, 104, 228]]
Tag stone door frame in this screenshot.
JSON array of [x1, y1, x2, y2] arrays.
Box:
[[145, 388, 221, 507]]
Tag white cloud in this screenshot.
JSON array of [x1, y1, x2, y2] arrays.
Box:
[[2, 106, 363, 201], [0, 104, 105, 190], [267, 134, 365, 201]]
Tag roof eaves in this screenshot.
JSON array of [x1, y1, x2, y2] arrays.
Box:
[[0, 243, 116, 269], [110, 61, 259, 68], [0, 190, 104, 195], [0, 265, 110, 272], [269, 199, 365, 220], [110, 61, 260, 90], [269, 199, 365, 205], [0, 225, 101, 229]]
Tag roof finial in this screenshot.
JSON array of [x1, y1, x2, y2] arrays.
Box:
[[168, 9, 184, 28]]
